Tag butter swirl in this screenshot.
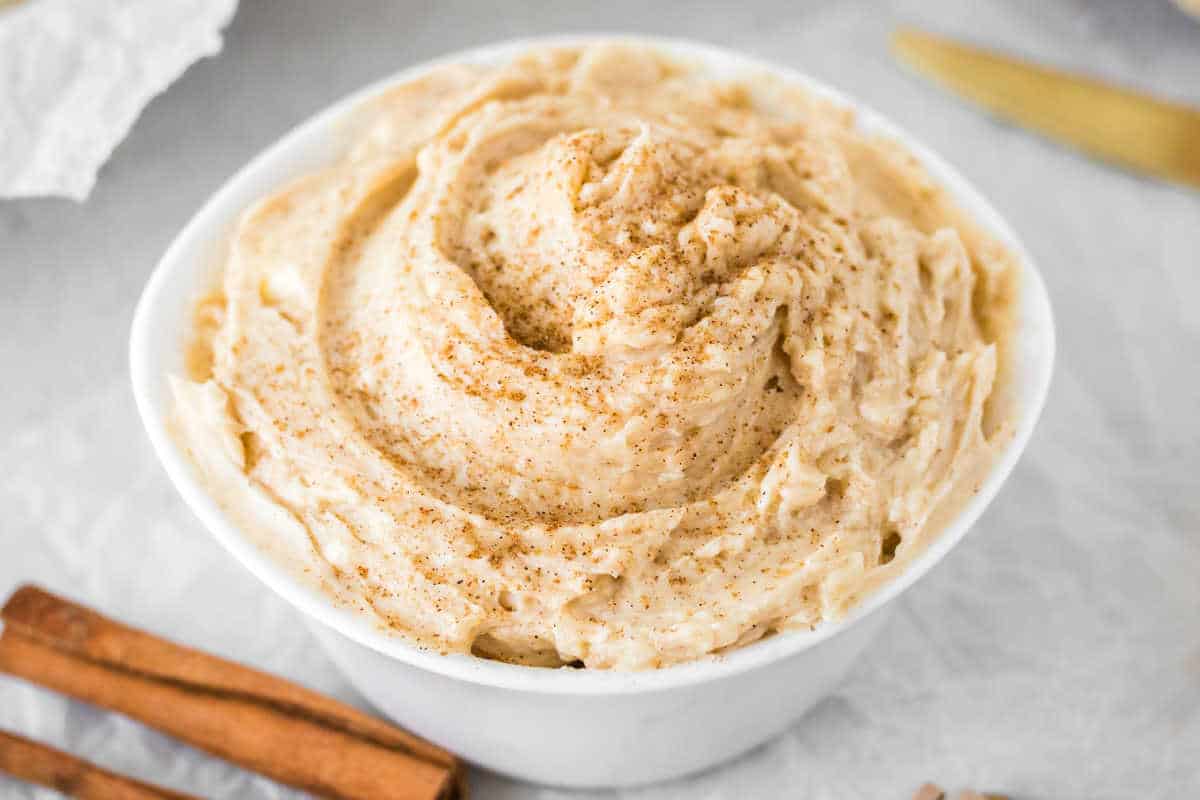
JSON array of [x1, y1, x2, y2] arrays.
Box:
[[174, 45, 1014, 669]]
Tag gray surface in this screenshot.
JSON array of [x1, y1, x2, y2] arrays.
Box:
[[2, 0, 1200, 798]]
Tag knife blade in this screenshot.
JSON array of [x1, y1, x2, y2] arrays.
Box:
[[892, 27, 1200, 188]]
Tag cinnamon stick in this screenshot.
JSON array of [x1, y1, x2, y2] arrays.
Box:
[[0, 585, 465, 800], [0, 730, 199, 800]]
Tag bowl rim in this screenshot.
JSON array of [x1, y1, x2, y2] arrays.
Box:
[[130, 33, 1056, 695]]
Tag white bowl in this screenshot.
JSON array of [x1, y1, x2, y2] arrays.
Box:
[[130, 36, 1055, 789]]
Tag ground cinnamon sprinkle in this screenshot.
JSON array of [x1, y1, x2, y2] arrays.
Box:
[[171, 42, 1016, 670]]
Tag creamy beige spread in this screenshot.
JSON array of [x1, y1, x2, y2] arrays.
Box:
[[172, 44, 1015, 670]]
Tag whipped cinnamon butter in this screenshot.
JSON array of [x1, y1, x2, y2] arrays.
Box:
[[172, 44, 1015, 669]]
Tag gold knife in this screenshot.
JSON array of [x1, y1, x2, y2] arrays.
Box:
[[892, 27, 1200, 188]]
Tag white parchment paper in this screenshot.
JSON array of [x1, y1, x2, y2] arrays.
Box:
[[0, 0, 237, 201], [0, 1, 1197, 798]]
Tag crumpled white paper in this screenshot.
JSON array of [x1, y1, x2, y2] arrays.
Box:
[[0, 0, 237, 201]]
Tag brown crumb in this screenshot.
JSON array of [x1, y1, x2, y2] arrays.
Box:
[[913, 785, 1008, 800], [913, 784, 945, 800]]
